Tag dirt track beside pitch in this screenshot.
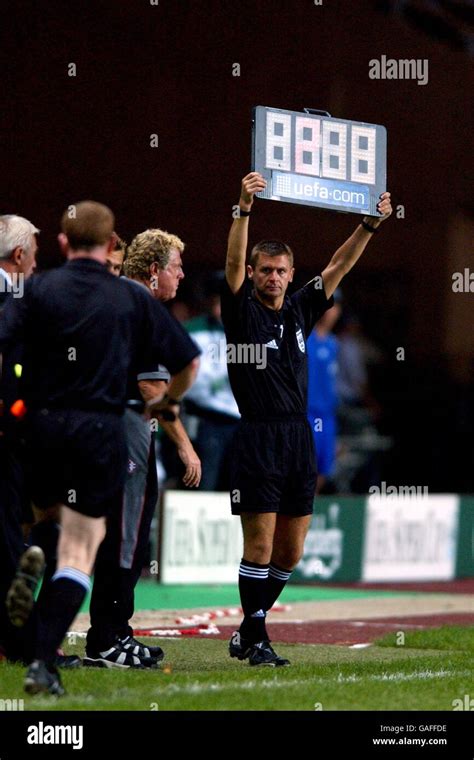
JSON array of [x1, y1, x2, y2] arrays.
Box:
[[73, 591, 474, 645]]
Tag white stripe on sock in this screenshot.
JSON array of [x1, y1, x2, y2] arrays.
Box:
[[269, 566, 291, 581], [239, 569, 269, 579], [239, 564, 268, 575]]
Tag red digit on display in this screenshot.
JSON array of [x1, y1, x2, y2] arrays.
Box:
[[294, 116, 321, 176]]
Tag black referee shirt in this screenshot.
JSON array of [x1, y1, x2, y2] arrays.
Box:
[[220, 276, 333, 419], [0, 259, 192, 413]]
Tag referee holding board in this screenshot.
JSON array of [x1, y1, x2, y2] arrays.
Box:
[[222, 172, 392, 666]]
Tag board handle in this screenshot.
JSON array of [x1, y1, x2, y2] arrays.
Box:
[[303, 108, 331, 117]]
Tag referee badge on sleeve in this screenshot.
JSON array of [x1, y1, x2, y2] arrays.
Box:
[[296, 328, 305, 353]]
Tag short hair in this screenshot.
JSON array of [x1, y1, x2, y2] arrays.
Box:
[[60, 201, 115, 251], [0, 215, 40, 259], [113, 233, 127, 254], [123, 229, 184, 280], [249, 240, 294, 269]]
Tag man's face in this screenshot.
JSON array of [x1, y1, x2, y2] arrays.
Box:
[[248, 253, 294, 304], [106, 249, 124, 277], [156, 247, 184, 301], [18, 235, 38, 279]]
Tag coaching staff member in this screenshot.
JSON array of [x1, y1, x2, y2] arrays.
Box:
[[0, 201, 196, 695], [0, 215, 39, 663], [85, 228, 201, 668], [222, 173, 392, 666]]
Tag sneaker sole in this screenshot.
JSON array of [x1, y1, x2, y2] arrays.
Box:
[[7, 546, 45, 627], [24, 677, 65, 696], [24, 677, 43, 695], [108, 654, 162, 669], [139, 658, 161, 669], [83, 657, 146, 670], [229, 649, 251, 661], [249, 659, 291, 667], [54, 656, 82, 669], [145, 652, 164, 664]]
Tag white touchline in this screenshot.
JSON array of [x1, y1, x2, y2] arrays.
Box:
[[145, 679, 311, 696], [349, 643, 373, 649], [132, 669, 471, 698], [336, 669, 470, 684]]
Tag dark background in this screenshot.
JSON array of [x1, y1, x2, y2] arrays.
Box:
[[1, 0, 473, 490]]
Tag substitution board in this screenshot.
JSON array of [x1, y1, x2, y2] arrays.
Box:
[[252, 106, 387, 216]]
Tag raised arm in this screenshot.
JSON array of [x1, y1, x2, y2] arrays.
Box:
[[321, 193, 392, 298], [225, 172, 267, 294]]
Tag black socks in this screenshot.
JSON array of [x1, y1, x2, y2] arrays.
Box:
[[238, 559, 269, 643], [35, 568, 90, 664], [238, 559, 293, 644], [265, 562, 292, 612]]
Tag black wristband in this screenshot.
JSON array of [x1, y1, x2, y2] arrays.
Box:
[[159, 409, 177, 422], [238, 208, 251, 217], [361, 220, 379, 233], [166, 396, 181, 406]]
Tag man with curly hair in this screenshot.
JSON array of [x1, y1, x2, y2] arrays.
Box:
[[123, 228, 184, 301], [1, 203, 198, 694], [84, 228, 201, 669]]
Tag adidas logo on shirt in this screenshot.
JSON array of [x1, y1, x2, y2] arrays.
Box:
[[264, 339, 279, 350]]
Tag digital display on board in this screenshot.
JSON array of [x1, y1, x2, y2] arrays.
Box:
[[252, 106, 387, 216]]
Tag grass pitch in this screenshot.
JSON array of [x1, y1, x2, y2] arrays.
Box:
[[1, 626, 473, 711]]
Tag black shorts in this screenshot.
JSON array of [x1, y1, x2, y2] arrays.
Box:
[[26, 408, 127, 518], [229, 416, 317, 516]]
